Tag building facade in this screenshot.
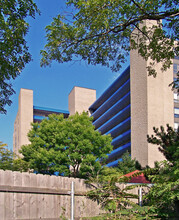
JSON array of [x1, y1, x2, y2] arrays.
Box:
[[89, 20, 177, 168], [13, 20, 178, 167], [89, 67, 131, 167], [174, 58, 179, 130], [89, 56, 177, 167], [13, 58, 177, 166]]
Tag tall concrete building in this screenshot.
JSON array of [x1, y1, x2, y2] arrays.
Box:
[[89, 58, 176, 167], [13, 21, 178, 167], [13, 61, 177, 167], [89, 20, 177, 167], [13, 87, 96, 155]]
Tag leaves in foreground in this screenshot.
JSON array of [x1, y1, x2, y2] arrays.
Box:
[[41, 0, 178, 80], [0, 0, 40, 114], [86, 172, 158, 220]]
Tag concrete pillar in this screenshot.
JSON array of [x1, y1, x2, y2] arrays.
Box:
[[68, 86, 96, 115], [13, 89, 33, 155], [130, 20, 174, 167]]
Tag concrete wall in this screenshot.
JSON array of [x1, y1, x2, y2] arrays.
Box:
[[130, 20, 174, 167], [68, 86, 96, 115], [13, 89, 33, 155], [0, 170, 102, 220]]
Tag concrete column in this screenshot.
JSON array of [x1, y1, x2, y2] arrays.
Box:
[[130, 20, 174, 167], [13, 89, 33, 155], [68, 86, 96, 115]]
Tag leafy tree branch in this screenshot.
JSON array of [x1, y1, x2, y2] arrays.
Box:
[[0, 0, 40, 114], [41, 0, 178, 80]]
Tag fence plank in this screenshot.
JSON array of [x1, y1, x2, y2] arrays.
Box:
[[50, 175, 58, 218], [37, 173, 45, 219], [29, 173, 37, 219], [14, 171, 23, 219], [21, 172, 30, 219], [4, 170, 14, 219], [0, 170, 5, 220], [44, 175, 51, 219]]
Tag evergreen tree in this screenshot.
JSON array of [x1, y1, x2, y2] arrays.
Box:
[[147, 124, 179, 164], [117, 151, 141, 174], [144, 125, 179, 219]]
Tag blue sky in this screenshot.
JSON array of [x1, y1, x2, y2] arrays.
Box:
[[0, 0, 129, 150]]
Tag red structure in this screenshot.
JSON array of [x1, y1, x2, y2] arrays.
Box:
[[124, 170, 151, 184]]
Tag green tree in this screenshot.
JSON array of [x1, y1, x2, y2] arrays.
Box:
[[87, 173, 155, 220], [41, 0, 178, 88], [20, 112, 113, 177], [0, 0, 39, 114], [144, 125, 179, 219], [147, 124, 179, 164], [0, 141, 13, 170], [117, 151, 141, 174], [0, 141, 28, 171], [86, 125, 179, 219]]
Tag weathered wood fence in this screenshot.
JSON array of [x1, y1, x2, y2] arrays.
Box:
[[0, 170, 102, 220]]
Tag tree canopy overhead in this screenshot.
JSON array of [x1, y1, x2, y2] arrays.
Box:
[[0, 0, 39, 114], [41, 0, 179, 77], [20, 112, 113, 178]]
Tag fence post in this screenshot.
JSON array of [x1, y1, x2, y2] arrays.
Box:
[[138, 187, 142, 206], [71, 181, 75, 220]]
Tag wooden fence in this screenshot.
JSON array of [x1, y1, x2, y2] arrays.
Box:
[[0, 170, 102, 220]]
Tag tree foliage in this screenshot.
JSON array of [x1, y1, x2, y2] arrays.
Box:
[[144, 160, 179, 219], [87, 125, 179, 219], [0, 141, 13, 170], [41, 0, 179, 82], [0, 141, 28, 171], [117, 151, 141, 174], [20, 112, 113, 177], [145, 125, 179, 219], [0, 0, 39, 114], [87, 176, 138, 218], [87, 173, 156, 220], [147, 124, 179, 164]]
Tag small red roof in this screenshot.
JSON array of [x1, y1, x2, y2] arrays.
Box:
[[124, 170, 151, 184]]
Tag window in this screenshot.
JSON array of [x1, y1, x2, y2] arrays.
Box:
[[174, 123, 179, 130], [174, 93, 179, 102], [174, 108, 179, 114], [173, 64, 179, 74], [174, 108, 179, 118]]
